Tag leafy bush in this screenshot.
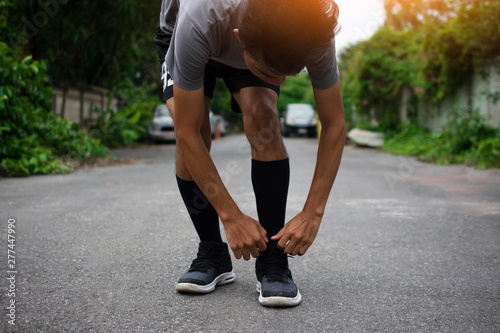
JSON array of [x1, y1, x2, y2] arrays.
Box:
[[383, 114, 500, 169], [278, 72, 315, 113], [90, 105, 144, 148], [89, 82, 160, 147], [0, 42, 108, 177]]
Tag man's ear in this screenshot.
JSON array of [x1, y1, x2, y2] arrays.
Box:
[[233, 29, 242, 43]]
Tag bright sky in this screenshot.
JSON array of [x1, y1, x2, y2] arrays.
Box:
[[334, 0, 386, 54]]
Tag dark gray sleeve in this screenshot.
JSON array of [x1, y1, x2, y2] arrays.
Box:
[[166, 14, 212, 90], [153, 0, 180, 64], [306, 38, 340, 90]]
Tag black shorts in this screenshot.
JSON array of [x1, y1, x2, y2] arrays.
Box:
[[161, 60, 280, 113]]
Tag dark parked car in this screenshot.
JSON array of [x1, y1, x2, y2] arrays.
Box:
[[149, 104, 175, 142], [280, 103, 317, 137]]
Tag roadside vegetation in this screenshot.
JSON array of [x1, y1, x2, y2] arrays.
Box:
[[0, 32, 108, 176], [0, 0, 160, 176], [383, 114, 500, 169], [340, 0, 500, 169]]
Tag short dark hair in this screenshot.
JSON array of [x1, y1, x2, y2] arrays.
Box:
[[239, 0, 340, 75]]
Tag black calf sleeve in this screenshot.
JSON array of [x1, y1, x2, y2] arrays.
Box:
[[176, 176, 222, 243], [251, 158, 290, 237]]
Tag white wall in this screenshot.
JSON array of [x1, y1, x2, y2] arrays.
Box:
[[400, 57, 500, 130], [52, 86, 118, 127]]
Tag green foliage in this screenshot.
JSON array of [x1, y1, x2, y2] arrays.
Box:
[[383, 114, 500, 169], [1, 0, 163, 176], [0, 41, 108, 177], [278, 72, 315, 113], [340, 27, 423, 130], [211, 78, 233, 116], [340, 0, 500, 129], [340, 0, 500, 168], [90, 106, 142, 148], [3, 0, 159, 88], [89, 82, 160, 147], [384, 0, 454, 29]]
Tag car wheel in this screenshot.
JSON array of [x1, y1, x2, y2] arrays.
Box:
[[307, 129, 317, 138]]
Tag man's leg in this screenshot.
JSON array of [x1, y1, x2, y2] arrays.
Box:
[[168, 97, 222, 243], [232, 87, 288, 236], [233, 87, 302, 307], [168, 97, 234, 293]]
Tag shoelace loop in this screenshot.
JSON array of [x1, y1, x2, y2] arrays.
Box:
[[259, 251, 292, 282], [189, 245, 224, 273]]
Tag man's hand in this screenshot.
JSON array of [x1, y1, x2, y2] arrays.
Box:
[[223, 213, 268, 260], [270, 80, 345, 256], [271, 210, 322, 256]]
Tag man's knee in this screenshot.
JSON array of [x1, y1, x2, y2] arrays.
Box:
[[242, 99, 280, 139], [241, 99, 286, 160]]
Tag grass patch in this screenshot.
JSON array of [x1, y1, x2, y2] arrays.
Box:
[[383, 115, 500, 169]]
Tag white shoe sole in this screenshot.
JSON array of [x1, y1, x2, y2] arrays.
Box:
[[176, 271, 235, 294], [256, 281, 302, 307]]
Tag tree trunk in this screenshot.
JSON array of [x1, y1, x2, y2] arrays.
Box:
[[79, 87, 85, 127], [61, 86, 68, 118]]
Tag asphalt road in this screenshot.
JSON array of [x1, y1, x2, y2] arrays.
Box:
[[1, 134, 499, 332]]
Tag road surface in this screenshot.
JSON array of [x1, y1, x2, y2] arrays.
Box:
[[1, 134, 499, 332]]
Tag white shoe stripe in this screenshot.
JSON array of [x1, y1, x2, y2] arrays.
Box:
[[256, 281, 302, 307], [176, 271, 235, 294]]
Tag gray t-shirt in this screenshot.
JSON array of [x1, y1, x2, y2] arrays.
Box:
[[158, 0, 340, 91]]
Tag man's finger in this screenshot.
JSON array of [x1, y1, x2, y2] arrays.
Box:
[[284, 239, 299, 255], [271, 224, 288, 241], [257, 238, 267, 253], [233, 249, 242, 259], [250, 247, 260, 258], [277, 235, 290, 250], [257, 224, 269, 243], [298, 243, 311, 256], [242, 248, 251, 261], [290, 242, 303, 256]]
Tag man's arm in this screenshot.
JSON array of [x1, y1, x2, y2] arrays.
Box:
[[271, 79, 345, 255], [173, 84, 268, 260]]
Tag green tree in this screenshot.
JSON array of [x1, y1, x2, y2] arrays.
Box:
[[5, 0, 159, 89], [0, 41, 107, 176], [278, 72, 315, 113], [1, 0, 108, 177]]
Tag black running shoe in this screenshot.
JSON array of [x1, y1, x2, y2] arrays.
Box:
[[176, 241, 235, 293], [255, 242, 302, 307]]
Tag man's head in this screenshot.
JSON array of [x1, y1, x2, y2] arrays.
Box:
[[236, 0, 339, 82]]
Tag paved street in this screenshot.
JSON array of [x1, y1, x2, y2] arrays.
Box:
[[1, 134, 499, 332]]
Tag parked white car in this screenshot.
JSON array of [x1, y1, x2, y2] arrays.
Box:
[[149, 105, 228, 143], [149, 104, 175, 142], [280, 103, 317, 138]]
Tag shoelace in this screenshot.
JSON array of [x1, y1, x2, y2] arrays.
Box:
[[259, 251, 293, 282], [189, 245, 224, 273]]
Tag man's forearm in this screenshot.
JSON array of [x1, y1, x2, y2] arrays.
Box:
[[176, 130, 241, 222], [271, 119, 345, 255], [303, 121, 345, 217], [172, 84, 241, 222], [304, 81, 346, 217]]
